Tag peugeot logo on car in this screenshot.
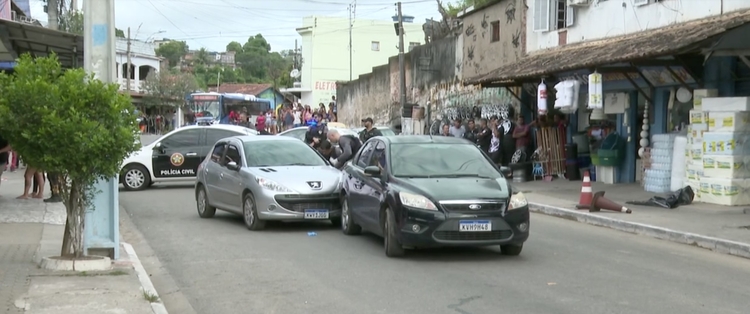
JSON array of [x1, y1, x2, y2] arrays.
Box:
[[468, 204, 482, 210], [307, 181, 322, 190]]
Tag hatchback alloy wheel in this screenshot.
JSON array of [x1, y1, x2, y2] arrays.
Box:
[[196, 186, 216, 218], [243, 193, 265, 230]]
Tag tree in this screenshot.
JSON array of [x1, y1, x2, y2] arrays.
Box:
[[194, 48, 211, 66], [226, 41, 243, 53], [58, 11, 83, 35], [142, 70, 200, 108], [0, 54, 139, 258], [156, 41, 189, 68], [57, 11, 125, 38], [439, 0, 495, 16]]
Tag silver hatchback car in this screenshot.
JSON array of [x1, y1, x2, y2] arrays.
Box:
[[194, 135, 344, 230]]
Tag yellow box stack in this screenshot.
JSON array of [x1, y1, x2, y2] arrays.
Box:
[[697, 95, 750, 206]]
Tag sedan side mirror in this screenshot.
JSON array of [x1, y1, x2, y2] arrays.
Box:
[[363, 165, 381, 176], [500, 166, 512, 177], [153, 142, 162, 149], [226, 161, 240, 171]]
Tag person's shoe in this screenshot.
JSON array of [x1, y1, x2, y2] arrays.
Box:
[[44, 195, 62, 203]]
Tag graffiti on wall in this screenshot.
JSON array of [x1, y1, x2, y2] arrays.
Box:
[[462, 0, 523, 80]]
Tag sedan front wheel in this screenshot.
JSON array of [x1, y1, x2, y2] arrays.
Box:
[[243, 193, 265, 231]]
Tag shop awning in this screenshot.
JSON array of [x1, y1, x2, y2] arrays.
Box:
[[0, 19, 83, 68], [466, 8, 750, 86]]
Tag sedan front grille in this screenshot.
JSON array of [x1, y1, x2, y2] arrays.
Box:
[[440, 202, 506, 212], [274, 194, 340, 213], [433, 230, 512, 241]]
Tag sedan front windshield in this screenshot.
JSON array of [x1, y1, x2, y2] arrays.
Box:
[[244, 140, 328, 167], [389, 143, 500, 178]]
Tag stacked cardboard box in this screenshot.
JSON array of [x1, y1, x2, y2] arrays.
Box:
[[697, 96, 750, 206], [683, 89, 717, 200]]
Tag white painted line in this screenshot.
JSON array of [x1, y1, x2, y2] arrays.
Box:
[[123, 242, 169, 314]]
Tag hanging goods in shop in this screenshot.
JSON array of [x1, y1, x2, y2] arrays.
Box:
[[537, 79, 548, 115], [588, 72, 603, 109], [554, 80, 578, 114]]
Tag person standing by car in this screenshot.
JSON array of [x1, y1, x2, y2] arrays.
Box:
[[463, 119, 478, 145], [476, 118, 492, 153], [327, 129, 362, 169], [449, 119, 465, 138], [358, 117, 382, 142], [305, 114, 327, 148]]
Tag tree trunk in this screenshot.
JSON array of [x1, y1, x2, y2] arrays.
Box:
[[62, 180, 87, 258]]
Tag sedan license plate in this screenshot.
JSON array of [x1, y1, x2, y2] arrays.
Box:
[[304, 209, 329, 219], [459, 220, 492, 232]]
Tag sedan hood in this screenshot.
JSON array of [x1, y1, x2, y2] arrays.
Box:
[[400, 177, 510, 200], [249, 166, 342, 192]]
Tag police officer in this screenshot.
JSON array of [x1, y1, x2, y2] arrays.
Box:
[[358, 117, 382, 143], [327, 129, 362, 169], [305, 113, 327, 148]]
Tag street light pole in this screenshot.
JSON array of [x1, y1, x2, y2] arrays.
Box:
[[82, 0, 119, 259], [396, 2, 406, 122]]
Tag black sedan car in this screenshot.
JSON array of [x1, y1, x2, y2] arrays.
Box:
[[340, 135, 529, 257]]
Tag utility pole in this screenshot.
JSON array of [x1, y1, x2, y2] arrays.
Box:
[[47, 0, 59, 30], [217, 70, 221, 92], [126, 27, 132, 92], [83, 0, 119, 259], [397, 2, 406, 118], [348, 1, 356, 81], [70, 0, 78, 11]]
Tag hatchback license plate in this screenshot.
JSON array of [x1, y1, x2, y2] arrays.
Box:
[[459, 220, 491, 232], [304, 210, 329, 219]]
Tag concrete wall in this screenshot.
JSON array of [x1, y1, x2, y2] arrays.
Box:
[[337, 36, 460, 126], [461, 0, 526, 80], [526, 0, 750, 52]]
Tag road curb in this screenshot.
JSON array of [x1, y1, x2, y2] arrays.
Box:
[[529, 202, 750, 260], [122, 242, 169, 314]]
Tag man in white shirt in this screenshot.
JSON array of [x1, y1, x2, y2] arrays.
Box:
[[449, 119, 465, 138]]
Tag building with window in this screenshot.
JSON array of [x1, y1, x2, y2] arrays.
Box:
[[286, 15, 424, 106], [116, 38, 160, 94], [458, 0, 525, 80]]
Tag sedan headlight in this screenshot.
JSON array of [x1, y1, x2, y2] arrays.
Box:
[[509, 192, 528, 210], [256, 177, 292, 192], [399, 192, 437, 211]]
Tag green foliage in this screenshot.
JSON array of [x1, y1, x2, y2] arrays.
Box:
[[116, 28, 125, 38], [192, 34, 294, 88], [0, 54, 140, 257], [156, 40, 189, 68], [142, 70, 200, 108], [58, 11, 83, 35]]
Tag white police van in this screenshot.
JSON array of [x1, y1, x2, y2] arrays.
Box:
[[120, 124, 257, 191]]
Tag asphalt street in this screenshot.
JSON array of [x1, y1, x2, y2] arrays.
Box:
[[120, 183, 750, 314]]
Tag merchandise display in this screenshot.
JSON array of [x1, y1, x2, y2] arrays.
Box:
[[644, 133, 678, 193], [688, 96, 750, 206]]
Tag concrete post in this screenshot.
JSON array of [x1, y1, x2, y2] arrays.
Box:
[[82, 0, 119, 259]]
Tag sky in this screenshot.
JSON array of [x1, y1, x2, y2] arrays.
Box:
[[29, 0, 442, 53]]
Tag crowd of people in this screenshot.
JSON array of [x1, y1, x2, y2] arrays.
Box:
[[437, 112, 567, 166], [0, 134, 62, 203], [225, 95, 339, 135]]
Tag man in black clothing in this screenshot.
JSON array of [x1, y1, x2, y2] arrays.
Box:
[[358, 117, 382, 143], [304, 114, 327, 148], [463, 119, 479, 144], [44, 172, 62, 203], [476, 118, 492, 153], [316, 140, 336, 161], [327, 129, 362, 169]]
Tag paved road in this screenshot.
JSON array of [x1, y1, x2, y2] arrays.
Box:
[[120, 183, 750, 314]]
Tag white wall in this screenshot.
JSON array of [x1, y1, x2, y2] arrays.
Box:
[[114, 38, 160, 93], [526, 0, 750, 52], [297, 16, 423, 106]]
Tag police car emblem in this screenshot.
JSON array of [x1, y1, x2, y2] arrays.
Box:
[[307, 181, 322, 190], [170, 153, 185, 166]]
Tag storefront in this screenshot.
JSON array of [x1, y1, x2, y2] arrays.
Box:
[[466, 10, 750, 185]]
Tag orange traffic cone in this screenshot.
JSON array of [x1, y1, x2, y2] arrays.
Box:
[[575, 171, 593, 210], [590, 191, 632, 214]]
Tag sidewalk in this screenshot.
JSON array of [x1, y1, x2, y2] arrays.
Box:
[[515, 178, 750, 258], [0, 170, 160, 313]]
